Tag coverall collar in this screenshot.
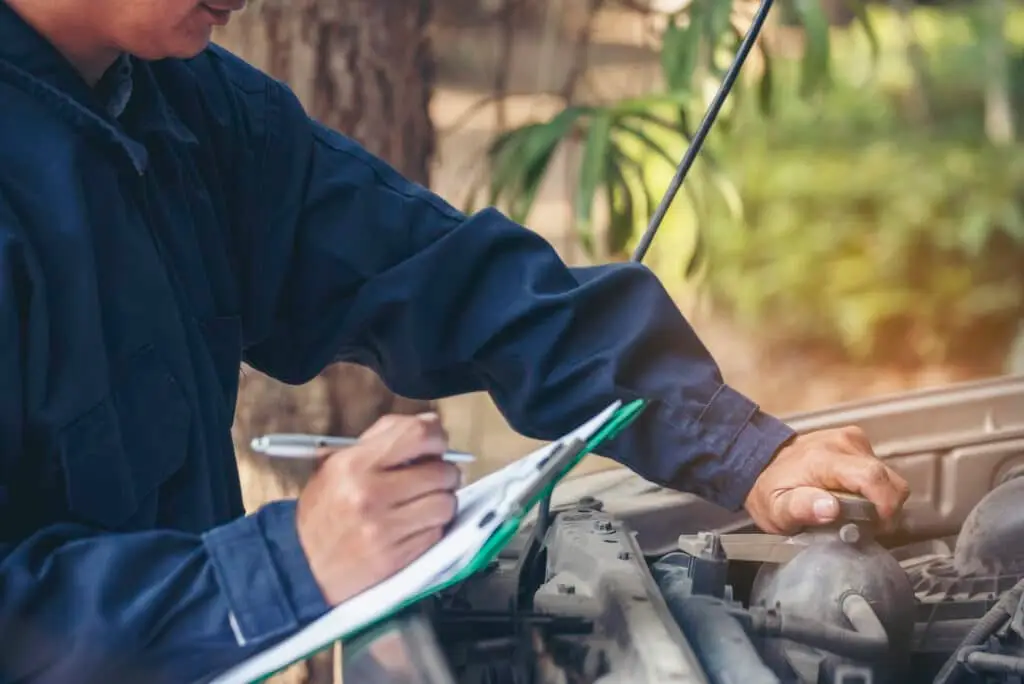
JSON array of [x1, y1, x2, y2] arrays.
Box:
[[0, 1, 197, 173]]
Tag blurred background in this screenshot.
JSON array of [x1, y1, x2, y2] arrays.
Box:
[[213, 0, 1024, 680]]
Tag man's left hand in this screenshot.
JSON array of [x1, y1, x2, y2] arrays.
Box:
[[743, 426, 910, 535]]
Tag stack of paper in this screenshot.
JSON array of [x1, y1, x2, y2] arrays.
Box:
[[209, 399, 643, 684]]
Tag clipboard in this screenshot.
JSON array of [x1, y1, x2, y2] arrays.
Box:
[[217, 398, 648, 684]]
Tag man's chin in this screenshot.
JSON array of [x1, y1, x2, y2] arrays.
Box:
[[131, 34, 212, 62], [169, 26, 216, 59], [172, 35, 214, 60]]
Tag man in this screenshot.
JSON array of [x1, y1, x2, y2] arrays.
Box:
[[0, 1, 909, 682]]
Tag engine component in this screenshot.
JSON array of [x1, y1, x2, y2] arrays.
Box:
[[443, 500, 714, 683], [653, 551, 780, 684], [959, 650, 1024, 678], [954, 475, 1024, 577], [434, 470, 1024, 684], [654, 534, 889, 684], [901, 547, 1024, 674], [904, 549, 1024, 609], [535, 508, 710, 682], [748, 494, 916, 684], [659, 533, 731, 599], [741, 595, 890, 663], [931, 578, 1024, 684], [900, 475, 1024, 677]]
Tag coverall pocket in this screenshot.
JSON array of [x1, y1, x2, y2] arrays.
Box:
[[57, 344, 191, 530]]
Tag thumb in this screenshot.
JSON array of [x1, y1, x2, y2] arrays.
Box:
[[772, 487, 839, 533]]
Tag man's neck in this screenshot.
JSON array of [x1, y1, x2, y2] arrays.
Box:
[[4, 0, 117, 85]]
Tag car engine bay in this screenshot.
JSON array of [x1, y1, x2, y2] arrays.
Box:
[[346, 375, 1024, 684], [428, 480, 1024, 684]]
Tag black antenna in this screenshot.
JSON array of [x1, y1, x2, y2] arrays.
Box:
[[534, 1, 776, 541], [630, 0, 776, 263]]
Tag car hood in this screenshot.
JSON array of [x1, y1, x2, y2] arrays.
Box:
[[545, 374, 1024, 555]]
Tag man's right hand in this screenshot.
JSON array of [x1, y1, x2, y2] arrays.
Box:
[[294, 412, 462, 605]]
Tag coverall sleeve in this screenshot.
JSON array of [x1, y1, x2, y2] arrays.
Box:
[[213, 50, 795, 512], [0, 210, 326, 681]]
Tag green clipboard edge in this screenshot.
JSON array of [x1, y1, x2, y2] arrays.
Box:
[[248, 398, 649, 683]]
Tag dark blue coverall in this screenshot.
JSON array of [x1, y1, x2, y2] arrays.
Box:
[[0, 2, 795, 682]]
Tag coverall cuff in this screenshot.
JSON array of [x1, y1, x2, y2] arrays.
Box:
[[202, 500, 330, 646], [704, 387, 797, 512]]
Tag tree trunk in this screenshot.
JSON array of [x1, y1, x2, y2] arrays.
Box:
[[215, 1, 436, 681]]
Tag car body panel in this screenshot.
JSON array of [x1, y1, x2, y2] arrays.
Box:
[[546, 374, 1024, 553]]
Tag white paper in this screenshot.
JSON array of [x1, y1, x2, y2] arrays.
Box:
[[210, 401, 622, 684]]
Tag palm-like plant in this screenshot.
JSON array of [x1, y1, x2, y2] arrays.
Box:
[[463, 0, 878, 268]]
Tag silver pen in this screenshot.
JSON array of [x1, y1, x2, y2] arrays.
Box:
[[249, 433, 476, 464]]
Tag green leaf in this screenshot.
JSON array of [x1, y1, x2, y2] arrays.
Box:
[[506, 139, 560, 224], [661, 17, 702, 94], [756, 28, 775, 117], [604, 143, 636, 257], [1001, 203, 1024, 242], [789, 0, 831, 96], [685, 222, 705, 278], [613, 142, 657, 223], [615, 119, 682, 170], [576, 111, 614, 238], [622, 109, 697, 145], [845, 0, 880, 67], [613, 94, 700, 156], [704, 162, 744, 223], [486, 107, 590, 222], [706, 0, 735, 72], [487, 125, 552, 211], [613, 91, 695, 116], [959, 204, 994, 257], [683, 170, 708, 279]]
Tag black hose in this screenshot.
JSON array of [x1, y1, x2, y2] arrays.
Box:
[[932, 578, 1024, 684], [841, 594, 888, 644], [653, 564, 781, 684], [964, 651, 1024, 676], [763, 616, 887, 662], [744, 596, 889, 662]]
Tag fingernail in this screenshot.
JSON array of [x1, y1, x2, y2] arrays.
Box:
[[813, 497, 838, 520], [417, 411, 438, 420]]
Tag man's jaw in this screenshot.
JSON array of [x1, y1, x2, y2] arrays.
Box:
[[197, 2, 246, 25]]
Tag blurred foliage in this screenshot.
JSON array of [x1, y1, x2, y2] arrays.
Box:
[[696, 4, 1024, 367], [706, 134, 1024, 365], [464, 93, 695, 256], [465, 0, 873, 258], [473, 0, 1024, 369]]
